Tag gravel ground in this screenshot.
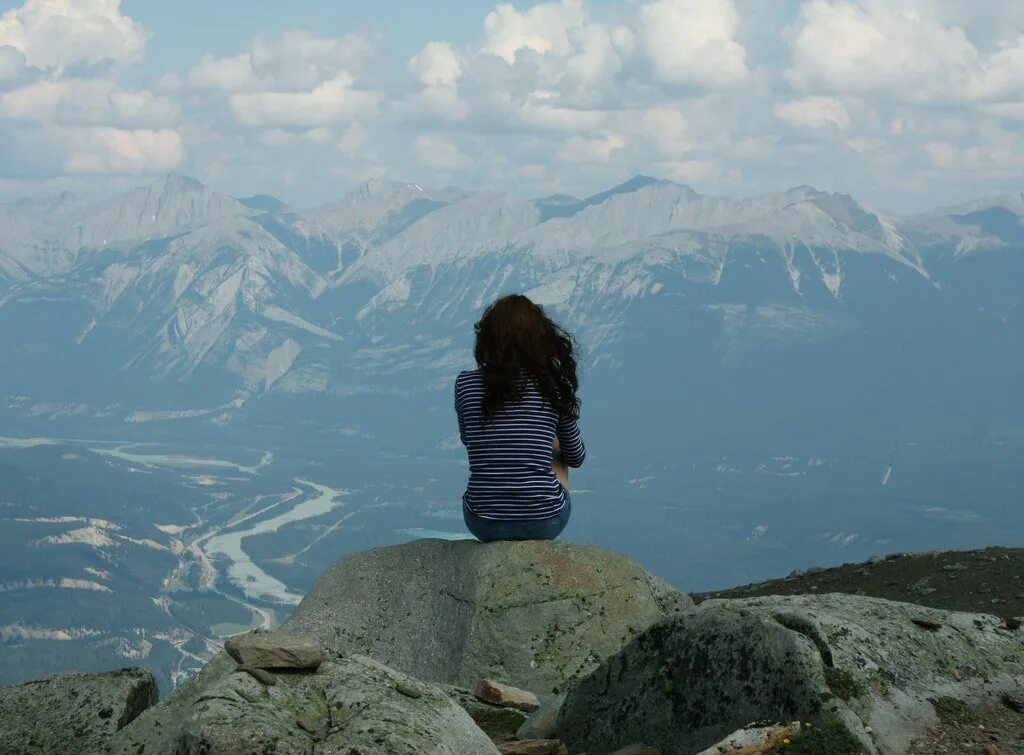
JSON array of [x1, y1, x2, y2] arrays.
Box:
[[696, 546, 1024, 624]]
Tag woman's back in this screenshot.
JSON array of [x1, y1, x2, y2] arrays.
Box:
[[456, 368, 585, 520]]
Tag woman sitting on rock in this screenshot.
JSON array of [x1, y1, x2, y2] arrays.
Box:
[[455, 294, 586, 542]]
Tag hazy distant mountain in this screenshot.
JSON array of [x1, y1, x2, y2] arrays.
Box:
[[0, 176, 252, 287], [0, 174, 1021, 448]]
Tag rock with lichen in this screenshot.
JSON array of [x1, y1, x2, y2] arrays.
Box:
[[103, 538, 689, 754], [473, 678, 541, 712], [441, 683, 529, 738], [284, 538, 692, 696], [108, 654, 498, 754], [693, 721, 801, 754], [20, 541, 1023, 754], [557, 594, 1024, 755], [0, 667, 157, 754], [223, 631, 324, 670]]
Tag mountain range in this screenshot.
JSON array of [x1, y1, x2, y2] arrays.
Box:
[[0, 173, 1022, 450]]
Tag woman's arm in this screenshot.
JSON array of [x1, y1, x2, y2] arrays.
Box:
[[555, 415, 586, 468], [454, 375, 468, 446]]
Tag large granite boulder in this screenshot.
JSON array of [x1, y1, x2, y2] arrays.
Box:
[[0, 667, 157, 754], [557, 594, 1024, 755], [109, 653, 499, 754], [284, 538, 691, 696]]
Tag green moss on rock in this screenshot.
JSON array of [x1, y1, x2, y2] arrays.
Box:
[[770, 717, 868, 755], [824, 667, 867, 701]]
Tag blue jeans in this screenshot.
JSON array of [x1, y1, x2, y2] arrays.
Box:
[[463, 492, 571, 543]]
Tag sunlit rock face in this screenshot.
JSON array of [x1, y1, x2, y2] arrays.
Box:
[[285, 538, 692, 695]]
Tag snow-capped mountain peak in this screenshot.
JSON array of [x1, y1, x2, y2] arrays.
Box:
[[296, 179, 464, 242], [0, 174, 1020, 416]]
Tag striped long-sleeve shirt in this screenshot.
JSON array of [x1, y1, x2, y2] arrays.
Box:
[[455, 368, 585, 520]]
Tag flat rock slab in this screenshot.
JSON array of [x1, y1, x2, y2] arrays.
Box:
[[558, 594, 1024, 755], [442, 684, 529, 737], [0, 667, 157, 754], [224, 631, 324, 670], [285, 538, 691, 695], [694, 721, 802, 754], [110, 654, 499, 754], [497, 740, 568, 755], [474, 678, 541, 712]]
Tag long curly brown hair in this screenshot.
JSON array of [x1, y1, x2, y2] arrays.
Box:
[[473, 294, 580, 420]]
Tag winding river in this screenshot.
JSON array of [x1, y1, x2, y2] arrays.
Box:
[[202, 481, 349, 605]]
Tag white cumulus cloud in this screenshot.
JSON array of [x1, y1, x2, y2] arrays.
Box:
[[0, 0, 146, 71], [774, 97, 852, 129], [65, 127, 183, 174], [481, 0, 588, 63], [248, 30, 380, 91], [786, 0, 1024, 103], [416, 134, 473, 170], [0, 0, 182, 179], [0, 78, 178, 127], [0, 44, 28, 81], [230, 74, 380, 128], [1, 0, 1022, 211], [186, 30, 384, 131], [408, 41, 462, 88], [188, 53, 260, 92], [559, 132, 625, 162], [638, 0, 749, 87], [636, 106, 691, 157]]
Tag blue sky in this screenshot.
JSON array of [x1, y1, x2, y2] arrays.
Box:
[[0, 0, 1021, 211]]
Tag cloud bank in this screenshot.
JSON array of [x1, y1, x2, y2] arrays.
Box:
[[0, 0, 1021, 211]]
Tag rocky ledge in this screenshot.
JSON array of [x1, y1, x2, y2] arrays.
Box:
[[0, 667, 156, 754], [1, 541, 1022, 754], [558, 593, 1024, 754]]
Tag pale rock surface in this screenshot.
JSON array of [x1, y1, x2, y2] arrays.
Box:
[[109, 654, 498, 754], [557, 594, 1024, 755], [496, 739, 567, 755], [441, 683, 529, 737], [109, 539, 690, 753], [474, 678, 541, 712], [223, 630, 324, 670], [694, 721, 802, 754], [284, 538, 692, 696], [0, 667, 157, 754]]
